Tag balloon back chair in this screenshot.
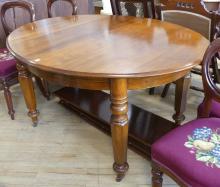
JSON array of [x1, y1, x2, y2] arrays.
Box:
[[47, 0, 77, 18], [0, 0, 48, 120], [151, 38, 220, 187], [110, 0, 155, 18]]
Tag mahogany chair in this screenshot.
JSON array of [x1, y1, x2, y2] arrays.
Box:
[[152, 0, 220, 96], [47, 0, 77, 17], [198, 42, 220, 119], [151, 38, 220, 187], [0, 0, 49, 119], [110, 0, 155, 18]]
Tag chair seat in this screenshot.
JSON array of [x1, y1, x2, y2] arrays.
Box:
[[0, 48, 17, 77], [198, 99, 220, 118], [152, 118, 220, 187]]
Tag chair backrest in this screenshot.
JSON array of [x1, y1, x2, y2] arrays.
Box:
[[47, 0, 77, 18], [158, 0, 218, 41], [1, 0, 35, 36], [201, 38, 220, 117], [110, 0, 155, 18]]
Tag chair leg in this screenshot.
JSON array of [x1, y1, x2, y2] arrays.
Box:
[[149, 88, 155, 95], [150, 0, 156, 18], [152, 164, 163, 187], [161, 83, 171, 98], [35, 77, 50, 100], [3, 81, 15, 120]]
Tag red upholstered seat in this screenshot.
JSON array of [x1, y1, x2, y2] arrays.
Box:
[[152, 118, 220, 187], [0, 48, 17, 77]]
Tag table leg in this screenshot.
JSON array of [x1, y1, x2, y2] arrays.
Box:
[[173, 73, 191, 126], [110, 79, 129, 182], [17, 63, 39, 126]]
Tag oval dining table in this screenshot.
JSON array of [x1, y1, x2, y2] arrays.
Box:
[[7, 15, 209, 181]]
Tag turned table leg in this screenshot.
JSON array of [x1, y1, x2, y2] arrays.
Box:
[[173, 73, 191, 126], [110, 79, 129, 182], [17, 63, 39, 126]]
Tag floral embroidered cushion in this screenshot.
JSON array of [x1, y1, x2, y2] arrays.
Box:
[[152, 118, 220, 187], [119, 2, 144, 17], [184, 126, 220, 168], [0, 48, 17, 77]]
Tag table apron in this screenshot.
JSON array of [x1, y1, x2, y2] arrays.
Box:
[[27, 66, 190, 90]]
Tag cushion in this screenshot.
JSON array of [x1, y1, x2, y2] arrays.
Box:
[[198, 99, 220, 118], [152, 118, 220, 187], [0, 48, 17, 77], [119, 2, 144, 17]]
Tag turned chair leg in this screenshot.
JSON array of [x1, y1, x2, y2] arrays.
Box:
[[152, 164, 163, 187], [149, 87, 155, 95], [161, 83, 171, 98], [35, 77, 50, 100], [2, 81, 15, 120]]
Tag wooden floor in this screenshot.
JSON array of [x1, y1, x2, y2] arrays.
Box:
[[0, 76, 203, 187]]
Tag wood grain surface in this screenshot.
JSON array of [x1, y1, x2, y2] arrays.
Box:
[[7, 15, 209, 78]]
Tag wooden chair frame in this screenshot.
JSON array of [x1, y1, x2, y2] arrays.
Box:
[[0, 0, 50, 119], [200, 38, 220, 117], [1, 0, 35, 36], [47, 0, 77, 18], [151, 161, 187, 187], [110, 0, 155, 18]]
